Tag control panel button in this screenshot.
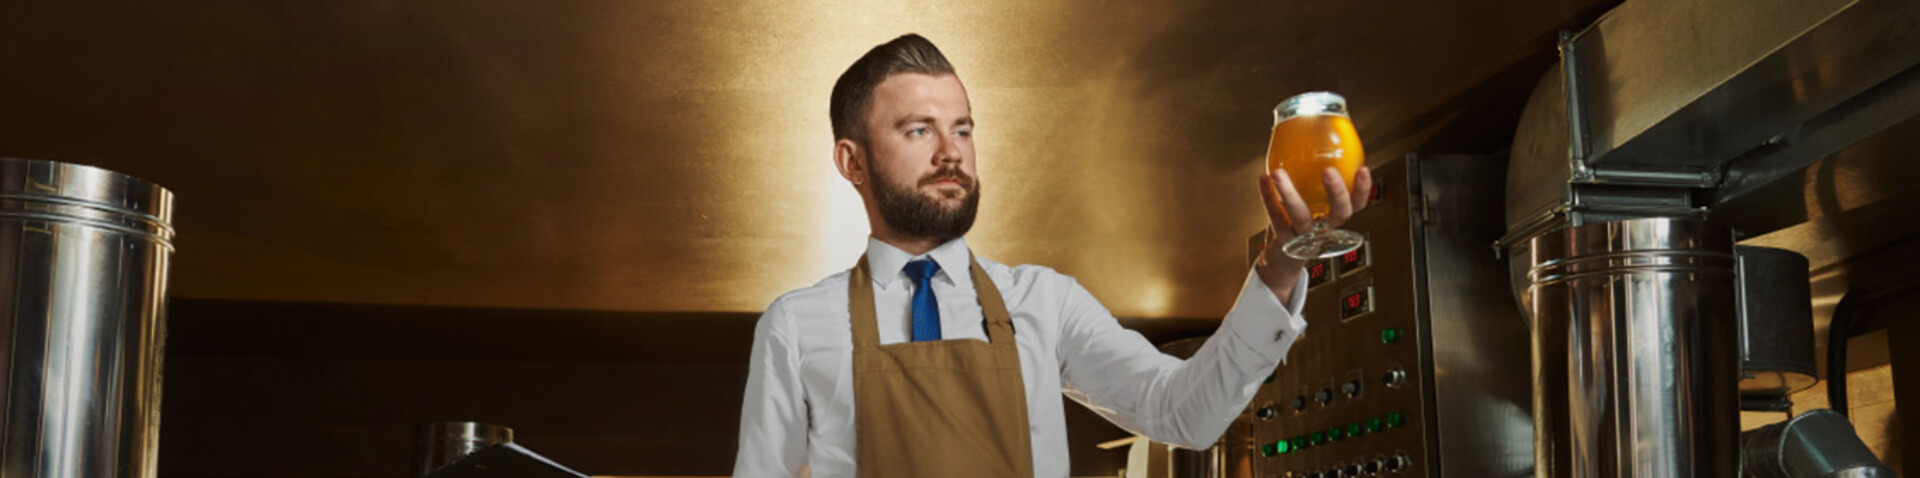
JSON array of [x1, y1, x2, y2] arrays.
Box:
[[1256, 405, 1278, 420], [1327, 426, 1346, 441], [1382, 367, 1407, 388], [1386, 454, 1409, 472], [1292, 395, 1309, 411], [1346, 422, 1364, 437], [1317, 388, 1335, 405], [1310, 431, 1327, 445], [1386, 412, 1407, 428], [1380, 327, 1401, 344], [1342, 379, 1362, 397], [1365, 418, 1384, 433], [1365, 459, 1383, 474]]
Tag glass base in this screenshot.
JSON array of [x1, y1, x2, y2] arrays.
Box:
[[1282, 228, 1365, 260]]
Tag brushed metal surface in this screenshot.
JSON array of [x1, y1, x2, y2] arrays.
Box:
[[1248, 155, 1531, 478], [1525, 218, 1740, 478], [0, 0, 1610, 317], [1412, 155, 1535, 478], [0, 158, 175, 478], [1503, 0, 1920, 240], [1573, 0, 1920, 171]]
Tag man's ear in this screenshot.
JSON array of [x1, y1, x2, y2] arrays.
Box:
[[834, 138, 866, 186]]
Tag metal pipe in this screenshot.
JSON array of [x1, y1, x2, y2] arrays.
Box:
[[1740, 409, 1893, 478], [0, 157, 175, 478], [1525, 218, 1740, 478]]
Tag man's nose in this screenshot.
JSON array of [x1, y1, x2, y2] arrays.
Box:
[[934, 133, 962, 165]]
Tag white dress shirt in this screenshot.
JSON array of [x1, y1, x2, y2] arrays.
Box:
[[733, 237, 1308, 478]]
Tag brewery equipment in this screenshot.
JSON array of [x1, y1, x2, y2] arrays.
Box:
[[415, 421, 516, 477], [0, 158, 175, 478], [1247, 154, 1534, 478]]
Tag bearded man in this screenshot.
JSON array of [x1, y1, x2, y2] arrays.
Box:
[[732, 33, 1372, 477]]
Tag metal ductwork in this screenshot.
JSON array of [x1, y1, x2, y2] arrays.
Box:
[[1504, 0, 1920, 476], [1501, 0, 1920, 246], [0, 158, 175, 478]]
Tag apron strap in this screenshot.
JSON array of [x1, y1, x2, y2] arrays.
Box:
[[847, 253, 1013, 350]]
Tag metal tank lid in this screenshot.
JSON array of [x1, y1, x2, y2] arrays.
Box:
[[0, 157, 175, 246]]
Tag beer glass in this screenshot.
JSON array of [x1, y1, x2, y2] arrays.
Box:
[[1267, 91, 1366, 260]]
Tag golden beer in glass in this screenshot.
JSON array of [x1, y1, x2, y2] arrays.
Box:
[[1267, 92, 1366, 260]]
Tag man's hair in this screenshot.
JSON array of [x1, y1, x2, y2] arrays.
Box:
[[830, 34, 955, 143]]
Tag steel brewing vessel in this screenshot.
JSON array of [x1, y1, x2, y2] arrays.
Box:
[[1524, 218, 1740, 478], [0, 158, 175, 478]]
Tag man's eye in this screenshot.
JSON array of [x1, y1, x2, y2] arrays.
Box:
[[907, 127, 929, 137], [956, 129, 972, 138]]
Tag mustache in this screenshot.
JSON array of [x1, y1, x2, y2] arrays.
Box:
[[918, 167, 976, 189]]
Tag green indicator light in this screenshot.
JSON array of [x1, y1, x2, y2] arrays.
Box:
[[1328, 426, 1346, 440], [1276, 440, 1292, 454], [1347, 422, 1364, 436], [1260, 442, 1278, 457], [1386, 412, 1407, 428], [1366, 418, 1384, 432], [1310, 432, 1326, 445], [1291, 436, 1309, 450], [1381, 327, 1402, 344]]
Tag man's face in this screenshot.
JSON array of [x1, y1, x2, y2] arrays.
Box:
[[859, 73, 980, 240]]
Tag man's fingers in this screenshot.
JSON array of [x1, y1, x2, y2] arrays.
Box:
[[1258, 172, 1293, 231], [1324, 167, 1353, 224], [1273, 169, 1314, 235], [1350, 166, 1374, 211]]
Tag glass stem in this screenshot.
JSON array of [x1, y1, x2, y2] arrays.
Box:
[[1309, 218, 1331, 234]]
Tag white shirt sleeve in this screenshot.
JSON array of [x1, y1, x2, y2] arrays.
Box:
[[732, 299, 810, 477], [1056, 267, 1309, 449]]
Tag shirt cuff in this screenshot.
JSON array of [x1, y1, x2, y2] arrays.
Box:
[[1222, 266, 1310, 364]]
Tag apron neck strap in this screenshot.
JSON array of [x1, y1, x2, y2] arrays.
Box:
[[848, 252, 1015, 350]]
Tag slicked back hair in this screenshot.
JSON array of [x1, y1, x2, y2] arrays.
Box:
[[830, 34, 956, 144]]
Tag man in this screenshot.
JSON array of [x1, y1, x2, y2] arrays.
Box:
[[733, 34, 1371, 477]]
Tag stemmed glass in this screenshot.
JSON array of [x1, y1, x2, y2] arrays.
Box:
[[1266, 91, 1366, 260]]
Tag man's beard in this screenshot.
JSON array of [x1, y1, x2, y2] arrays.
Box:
[[868, 161, 981, 242]]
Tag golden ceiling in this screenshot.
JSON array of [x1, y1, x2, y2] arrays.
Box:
[[0, 0, 1608, 318]]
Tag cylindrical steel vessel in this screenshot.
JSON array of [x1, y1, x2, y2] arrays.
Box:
[[1525, 218, 1739, 478], [413, 422, 515, 477], [0, 158, 175, 478]]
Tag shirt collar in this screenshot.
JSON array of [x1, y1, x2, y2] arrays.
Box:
[[864, 236, 974, 290]]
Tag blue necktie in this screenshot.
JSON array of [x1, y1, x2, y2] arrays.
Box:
[[904, 259, 942, 342]]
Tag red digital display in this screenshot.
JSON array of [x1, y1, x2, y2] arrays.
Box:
[[1338, 243, 1369, 272], [1340, 287, 1373, 320], [1307, 261, 1334, 288]]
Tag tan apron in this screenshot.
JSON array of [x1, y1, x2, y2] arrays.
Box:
[[849, 254, 1035, 477]]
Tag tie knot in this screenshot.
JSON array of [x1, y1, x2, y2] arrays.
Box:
[[903, 259, 941, 282]]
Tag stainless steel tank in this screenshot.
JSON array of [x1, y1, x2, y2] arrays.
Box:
[[414, 421, 516, 477], [0, 158, 175, 478], [1524, 218, 1740, 478]]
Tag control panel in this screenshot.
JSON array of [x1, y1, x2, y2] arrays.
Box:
[[1245, 155, 1534, 478]]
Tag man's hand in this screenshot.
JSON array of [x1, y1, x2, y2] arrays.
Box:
[[1253, 165, 1373, 303]]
